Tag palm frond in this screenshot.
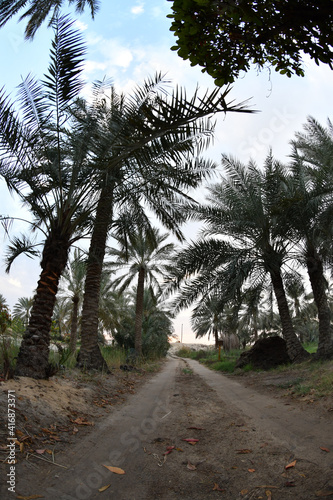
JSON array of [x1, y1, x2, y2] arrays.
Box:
[[0, 0, 99, 39], [42, 14, 86, 113], [5, 234, 40, 273]]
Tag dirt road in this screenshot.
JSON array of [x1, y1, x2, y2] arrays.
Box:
[[2, 356, 333, 499]]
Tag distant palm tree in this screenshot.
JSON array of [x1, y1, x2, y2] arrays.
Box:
[[0, 294, 8, 309], [191, 294, 224, 347], [58, 249, 86, 354], [12, 297, 33, 329], [108, 226, 174, 355], [0, 0, 99, 38], [168, 154, 309, 362]]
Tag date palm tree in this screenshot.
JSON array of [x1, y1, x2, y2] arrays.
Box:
[[191, 294, 224, 347], [58, 248, 86, 355], [78, 75, 252, 370], [0, 15, 101, 378], [107, 225, 175, 356], [282, 117, 333, 359], [0, 0, 99, 38], [168, 154, 309, 363], [12, 297, 34, 329]]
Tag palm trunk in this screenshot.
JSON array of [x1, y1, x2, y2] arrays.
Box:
[[78, 183, 114, 370], [306, 250, 333, 359], [214, 327, 219, 348], [69, 295, 79, 355], [15, 230, 70, 379], [134, 267, 145, 356], [270, 269, 309, 363]]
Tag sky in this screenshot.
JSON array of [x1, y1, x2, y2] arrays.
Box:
[[0, 1, 333, 344]]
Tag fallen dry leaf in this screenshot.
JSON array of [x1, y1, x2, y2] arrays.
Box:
[[266, 490, 272, 499], [248, 469, 256, 473], [236, 449, 252, 454], [315, 491, 333, 497], [35, 449, 46, 455], [240, 489, 249, 495], [71, 417, 94, 426], [41, 428, 55, 434], [187, 426, 205, 430], [98, 484, 111, 492], [285, 481, 296, 487], [187, 461, 197, 471], [320, 447, 330, 453], [182, 438, 199, 442], [212, 483, 225, 492], [285, 459, 297, 469], [103, 465, 125, 475]]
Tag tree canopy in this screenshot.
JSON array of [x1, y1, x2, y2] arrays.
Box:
[[168, 0, 333, 86]]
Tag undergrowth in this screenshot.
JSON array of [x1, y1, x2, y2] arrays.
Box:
[[175, 345, 333, 399]]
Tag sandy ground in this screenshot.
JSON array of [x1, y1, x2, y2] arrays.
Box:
[[0, 351, 332, 499]]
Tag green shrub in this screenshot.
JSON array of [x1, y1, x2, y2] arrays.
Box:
[[175, 347, 194, 358], [101, 346, 127, 369]]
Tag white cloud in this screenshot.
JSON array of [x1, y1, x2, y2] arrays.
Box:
[[8, 278, 22, 289], [131, 3, 144, 16], [74, 20, 88, 31], [100, 39, 134, 69]]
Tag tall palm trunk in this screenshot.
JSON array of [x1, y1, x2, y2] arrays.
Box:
[[69, 295, 79, 355], [135, 266, 145, 355], [213, 313, 219, 348], [15, 229, 71, 379], [78, 183, 114, 370], [306, 250, 333, 359], [270, 269, 309, 363]]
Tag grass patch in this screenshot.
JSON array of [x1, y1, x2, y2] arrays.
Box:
[[182, 367, 194, 375], [101, 345, 127, 369], [175, 347, 198, 359], [262, 358, 333, 398], [176, 347, 242, 373], [209, 359, 235, 373]]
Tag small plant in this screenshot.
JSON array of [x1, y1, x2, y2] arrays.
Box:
[[176, 347, 193, 358], [101, 346, 127, 369], [0, 302, 20, 379], [182, 367, 193, 375]]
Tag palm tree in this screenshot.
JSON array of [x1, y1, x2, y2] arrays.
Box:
[[78, 76, 252, 370], [285, 118, 333, 359], [168, 154, 309, 363], [240, 284, 266, 343], [107, 226, 175, 356], [12, 297, 33, 329], [58, 248, 86, 355], [0, 15, 100, 378], [0, 0, 99, 38], [191, 294, 224, 347], [97, 271, 127, 340], [113, 286, 172, 358], [140, 288, 173, 358]]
